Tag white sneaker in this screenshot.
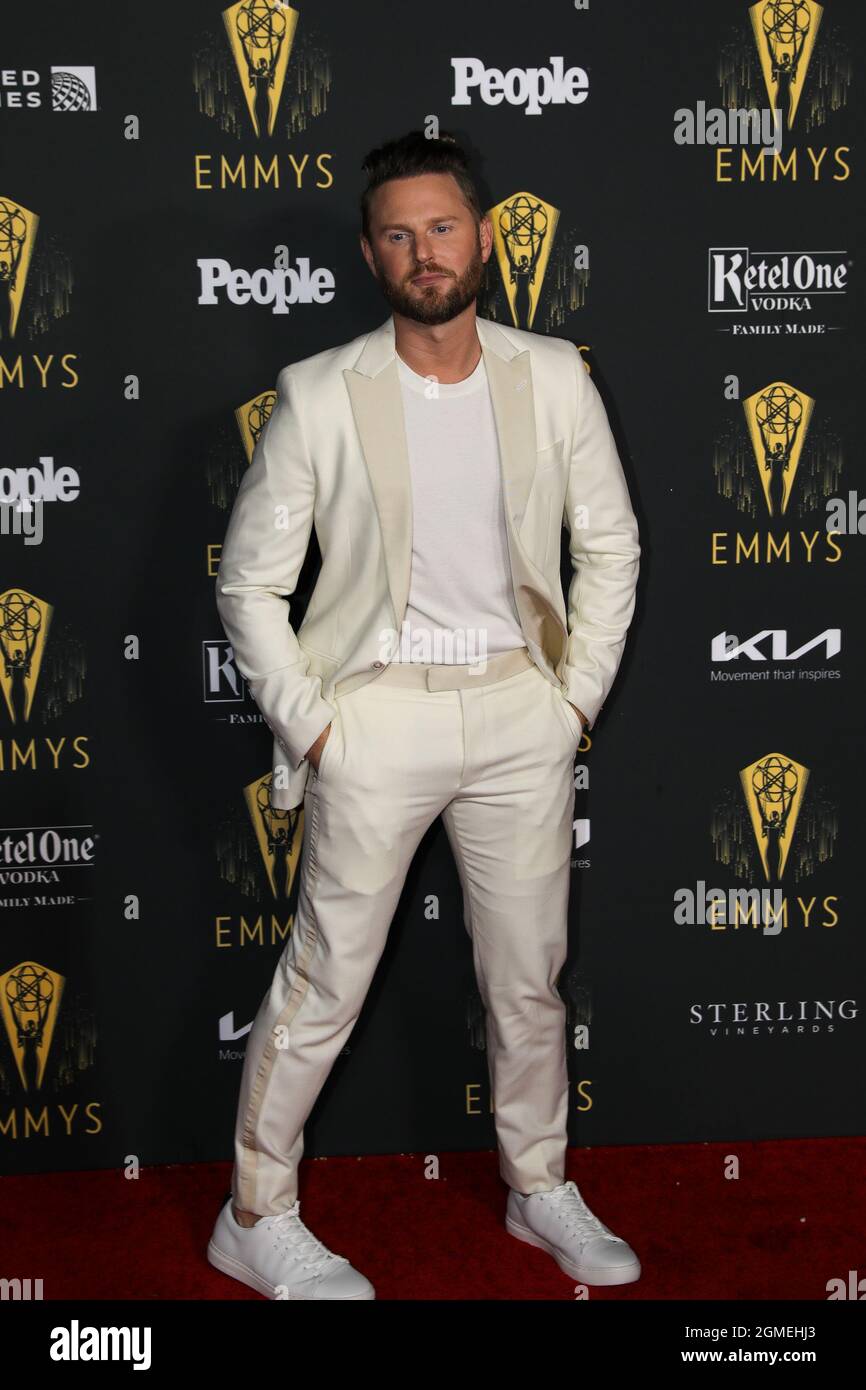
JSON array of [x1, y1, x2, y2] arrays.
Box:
[[506, 1179, 641, 1286], [207, 1196, 375, 1300]]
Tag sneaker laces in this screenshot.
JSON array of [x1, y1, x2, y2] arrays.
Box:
[[265, 1201, 349, 1272], [536, 1180, 624, 1248]]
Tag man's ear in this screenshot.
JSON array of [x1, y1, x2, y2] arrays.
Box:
[[479, 215, 493, 265], [359, 234, 372, 273]]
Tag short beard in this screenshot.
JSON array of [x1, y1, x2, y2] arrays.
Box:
[[371, 234, 485, 325]]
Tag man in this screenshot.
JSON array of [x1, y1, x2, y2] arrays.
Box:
[[207, 130, 641, 1301]]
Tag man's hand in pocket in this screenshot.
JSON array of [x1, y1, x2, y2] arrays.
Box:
[[305, 722, 332, 773]]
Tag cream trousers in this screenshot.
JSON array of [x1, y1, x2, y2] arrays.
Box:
[[231, 646, 583, 1215]]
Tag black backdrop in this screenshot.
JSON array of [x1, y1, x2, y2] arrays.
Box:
[[2, 1, 864, 1180]]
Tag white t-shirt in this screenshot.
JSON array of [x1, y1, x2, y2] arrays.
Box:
[[391, 349, 525, 664]]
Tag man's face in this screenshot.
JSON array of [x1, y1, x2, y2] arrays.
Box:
[[360, 172, 492, 325]]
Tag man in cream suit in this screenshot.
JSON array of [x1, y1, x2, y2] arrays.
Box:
[[207, 131, 641, 1300]]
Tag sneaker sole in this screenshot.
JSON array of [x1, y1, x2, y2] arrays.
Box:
[[505, 1214, 642, 1286], [207, 1238, 376, 1300]]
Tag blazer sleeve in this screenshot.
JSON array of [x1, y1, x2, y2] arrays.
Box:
[[215, 365, 337, 770], [560, 345, 641, 730]]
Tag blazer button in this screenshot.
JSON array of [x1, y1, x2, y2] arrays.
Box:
[[372, 660, 383, 668]]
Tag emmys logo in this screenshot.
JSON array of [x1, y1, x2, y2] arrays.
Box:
[[222, 0, 299, 137], [0, 195, 38, 338], [711, 379, 847, 566], [193, 3, 333, 186], [486, 190, 559, 330], [214, 755, 303, 934], [197, 255, 335, 314], [451, 57, 588, 116], [242, 771, 303, 900], [0, 962, 101, 1133], [750, 0, 823, 134], [235, 388, 277, 463], [710, 753, 839, 923], [707, 248, 849, 316], [207, 387, 276, 526], [740, 751, 808, 885], [205, 650, 308, 904], [0, 587, 53, 724], [711, 1, 851, 183], [742, 381, 813, 519], [0, 961, 64, 1092]]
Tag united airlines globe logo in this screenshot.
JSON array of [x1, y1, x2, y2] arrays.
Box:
[[50, 69, 92, 112]]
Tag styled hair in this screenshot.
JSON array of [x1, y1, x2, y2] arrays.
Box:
[[359, 129, 483, 242]]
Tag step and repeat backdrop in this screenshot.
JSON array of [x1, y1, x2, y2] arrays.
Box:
[[2, 1, 864, 1181]]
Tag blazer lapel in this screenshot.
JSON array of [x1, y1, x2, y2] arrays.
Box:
[[343, 312, 547, 638]]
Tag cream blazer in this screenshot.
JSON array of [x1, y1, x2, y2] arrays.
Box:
[[216, 312, 641, 810]]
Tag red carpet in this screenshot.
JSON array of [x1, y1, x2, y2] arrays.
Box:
[[3, 1138, 862, 1300]]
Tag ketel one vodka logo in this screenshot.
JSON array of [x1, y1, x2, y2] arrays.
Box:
[[235, 387, 276, 463], [749, 0, 823, 133], [0, 588, 52, 724], [0, 960, 64, 1091], [223, 0, 299, 137], [243, 771, 303, 900], [0, 196, 38, 339], [488, 191, 561, 330], [743, 380, 814, 518], [740, 751, 808, 883]]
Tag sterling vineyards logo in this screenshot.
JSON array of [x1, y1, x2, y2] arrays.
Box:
[[689, 998, 856, 1037]]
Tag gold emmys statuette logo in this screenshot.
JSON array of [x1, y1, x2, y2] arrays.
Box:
[[488, 191, 560, 331], [243, 772, 304, 899], [223, 0, 299, 138], [749, 0, 823, 131], [740, 751, 809, 882], [235, 388, 276, 462], [743, 380, 815, 517], [0, 960, 64, 1092], [0, 588, 53, 724], [0, 197, 39, 339]]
